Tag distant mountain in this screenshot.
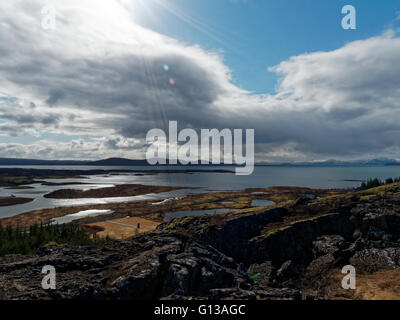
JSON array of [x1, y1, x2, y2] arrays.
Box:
[[0, 157, 150, 166], [0, 157, 400, 167], [89, 158, 149, 166], [0, 158, 88, 166], [257, 158, 400, 167], [0, 157, 232, 166]]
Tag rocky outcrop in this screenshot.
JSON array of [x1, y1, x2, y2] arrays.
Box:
[[3, 186, 400, 299], [0, 234, 276, 300], [349, 248, 400, 274]]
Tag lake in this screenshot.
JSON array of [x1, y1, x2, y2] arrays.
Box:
[[0, 165, 399, 219]]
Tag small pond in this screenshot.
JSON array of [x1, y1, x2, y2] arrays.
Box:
[[251, 199, 274, 207], [51, 209, 114, 224]]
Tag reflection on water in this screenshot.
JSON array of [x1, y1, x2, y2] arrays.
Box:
[[2, 165, 400, 219], [13, 190, 47, 195], [251, 199, 274, 207], [0, 187, 204, 219], [221, 201, 236, 205], [51, 209, 114, 224], [164, 208, 230, 222], [81, 184, 115, 191]]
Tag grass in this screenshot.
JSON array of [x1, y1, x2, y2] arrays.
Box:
[[85, 217, 160, 239], [313, 269, 400, 300], [0, 185, 352, 231]]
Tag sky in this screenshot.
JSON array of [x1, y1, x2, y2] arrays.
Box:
[[0, 0, 400, 162]]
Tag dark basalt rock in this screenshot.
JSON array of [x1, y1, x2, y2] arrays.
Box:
[[208, 287, 303, 300], [3, 188, 400, 299], [0, 235, 253, 300], [349, 248, 400, 274], [312, 235, 349, 257]]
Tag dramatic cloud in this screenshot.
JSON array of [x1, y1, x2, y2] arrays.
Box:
[[258, 30, 400, 158], [0, 0, 400, 161]]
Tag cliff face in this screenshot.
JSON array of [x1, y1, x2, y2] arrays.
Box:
[[3, 184, 400, 300]]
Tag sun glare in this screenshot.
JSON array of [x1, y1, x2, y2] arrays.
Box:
[[118, 0, 149, 21]]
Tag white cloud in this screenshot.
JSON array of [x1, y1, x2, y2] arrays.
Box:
[[0, 0, 400, 161]]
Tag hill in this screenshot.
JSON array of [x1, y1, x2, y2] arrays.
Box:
[[0, 157, 148, 166]]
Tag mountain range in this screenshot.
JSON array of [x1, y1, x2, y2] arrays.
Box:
[[258, 158, 400, 167], [0, 157, 399, 167]]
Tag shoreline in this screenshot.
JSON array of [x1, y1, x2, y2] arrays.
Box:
[[0, 184, 350, 229], [43, 184, 182, 199], [0, 167, 234, 186], [0, 197, 33, 207]]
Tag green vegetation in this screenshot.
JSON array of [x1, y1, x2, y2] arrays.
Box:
[[359, 177, 400, 190], [0, 223, 109, 257]]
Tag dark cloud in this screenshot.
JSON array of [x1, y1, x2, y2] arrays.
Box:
[[0, 1, 399, 161]]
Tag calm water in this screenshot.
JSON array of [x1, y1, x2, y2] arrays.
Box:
[[251, 199, 275, 207], [0, 165, 399, 219], [51, 209, 115, 225]]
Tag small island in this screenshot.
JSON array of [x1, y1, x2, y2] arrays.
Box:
[[43, 184, 181, 199], [0, 197, 33, 207]]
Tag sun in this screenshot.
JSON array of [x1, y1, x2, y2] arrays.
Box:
[[118, 0, 149, 20]]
